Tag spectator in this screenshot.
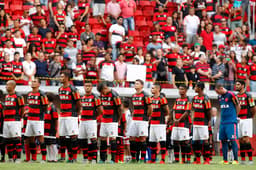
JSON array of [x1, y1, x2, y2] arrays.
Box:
[[64, 40, 78, 67], [194, 0, 206, 18], [48, 54, 61, 86], [213, 25, 226, 47], [12, 52, 24, 85], [151, 22, 164, 43], [155, 49, 168, 82], [201, 24, 214, 50], [143, 53, 156, 88], [220, 18, 232, 40], [211, 6, 223, 26], [34, 52, 48, 85], [27, 26, 42, 51], [64, 3, 74, 29], [13, 30, 27, 59], [191, 43, 205, 64], [42, 31, 56, 55], [11, 20, 26, 39], [165, 45, 180, 82], [224, 54, 236, 90], [181, 44, 193, 73], [53, 3, 66, 30], [81, 38, 97, 65], [27, 43, 39, 61], [153, 5, 168, 27], [61, 53, 73, 76], [183, 8, 200, 45], [195, 54, 211, 86], [155, 0, 168, 9], [147, 35, 162, 51], [77, 0, 89, 23], [1, 29, 14, 47], [80, 24, 95, 45], [236, 54, 249, 87], [22, 53, 36, 85], [122, 36, 136, 63], [162, 36, 176, 53], [134, 47, 144, 64], [20, 10, 32, 38], [187, 65, 199, 88], [73, 53, 86, 86], [211, 107, 221, 156], [85, 56, 98, 84], [196, 36, 207, 53], [119, 0, 136, 33], [180, 0, 194, 19], [30, 4, 47, 27], [249, 55, 256, 92], [3, 40, 15, 61], [93, 0, 106, 18], [162, 16, 177, 42], [107, 0, 121, 23], [109, 16, 125, 61], [94, 33, 105, 58], [205, 0, 217, 17], [69, 26, 79, 48], [230, 6, 242, 30], [211, 56, 225, 88], [38, 19, 51, 39], [0, 53, 12, 84], [115, 54, 127, 87], [56, 24, 68, 49], [0, 9, 8, 31], [98, 53, 117, 86], [197, 20, 206, 35], [172, 11, 180, 29], [172, 58, 188, 88]]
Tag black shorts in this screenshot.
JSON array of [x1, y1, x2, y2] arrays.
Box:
[[45, 137, 57, 145]]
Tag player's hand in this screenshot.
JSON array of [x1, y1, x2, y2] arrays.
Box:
[[174, 120, 179, 126]]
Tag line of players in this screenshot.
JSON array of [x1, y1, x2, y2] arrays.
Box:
[[0, 72, 255, 164]]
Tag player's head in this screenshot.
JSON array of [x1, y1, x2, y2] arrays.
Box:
[[235, 80, 245, 92], [46, 93, 55, 102], [60, 72, 70, 83], [195, 82, 205, 93], [6, 80, 16, 93], [84, 80, 93, 94], [151, 83, 161, 95], [31, 77, 41, 89], [123, 98, 130, 109], [97, 82, 108, 95], [178, 84, 188, 96], [215, 83, 226, 95], [134, 79, 144, 91]]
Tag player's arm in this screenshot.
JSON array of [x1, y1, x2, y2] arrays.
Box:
[[52, 105, 59, 136], [146, 96, 152, 117], [96, 105, 104, 116], [176, 101, 192, 124], [248, 95, 256, 118], [114, 95, 122, 121], [18, 96, 25, 117], [72, 89, 82, 115], [41, 93, 49, 114], [205, 97, 212, 122], [231, 94, 240, 116]]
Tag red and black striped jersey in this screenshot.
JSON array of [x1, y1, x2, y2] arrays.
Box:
[[0, 61, 12, 79], [236, 63, 249, 80], [3, 93, 25, 121], [78, 2, 89, 14], [44, 103, 58, 137], [12, 61, 24, 85], [132, 91, 152, 121], [181, 54, 192, 73], [81, 47, 96, 64], [27, 91, 49, 121], [68, 32, 78, 44], [56, 32, 68, 48], [143, 63, 156, 82], [54, 11, 66, 25], [153, 12, 168, 27], [85, 63, 98, 81], [211, 14, 222, 26], [165, 52, 179, 72], [161, 25, 176, 41], [27, 34, 42, 51], [250, 63, 256, 81], [151, 31, 164, 43], [122, 43, 136, 63], [195, 62, 210, 82], [237, 92, 255, 119], [118, 113, 126, 136], [1, 36, 14, 47], [101, 90, 122, 123], [0, 102, 3, 134], [31, 13, 47, 27], [220, 27, 232, 39], [173, 97, 192, 128], [150, 94, 168, 125], [177, 33, 185, 46], [206, 0, 216, 12], [192, 95, 212, 125], [59, 85, 81, 117], [81, 93, 101, 121], [43, 38, 56, 54], [49, 0, 59, 11]]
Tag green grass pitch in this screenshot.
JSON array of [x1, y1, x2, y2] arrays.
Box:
[[0, 156, 255, 170]]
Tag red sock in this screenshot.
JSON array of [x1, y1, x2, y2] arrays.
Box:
[[25, 144, 30, 161]]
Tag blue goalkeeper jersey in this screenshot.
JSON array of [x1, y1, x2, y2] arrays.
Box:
[[218, 91, 238, 124]]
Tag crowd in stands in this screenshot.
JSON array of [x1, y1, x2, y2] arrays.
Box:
[[0, 0, 256, 91]]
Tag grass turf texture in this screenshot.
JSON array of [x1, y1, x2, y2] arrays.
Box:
[[0, 156, 255, 170]]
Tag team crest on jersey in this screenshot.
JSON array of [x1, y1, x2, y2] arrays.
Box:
[[225, 98, 228, 102], [35, 96, 38, 100], [66, 91, 69, 95], [11, 98, 15, 101]]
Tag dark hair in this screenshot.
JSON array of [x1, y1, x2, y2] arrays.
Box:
[[182, 44, 188, 48], [47, 93, 55, 102], [97, 82, 108, 93], [34, 77, 41, 84], [64, 2, 72, 15], [215, 83, 224, 89], [86, 38, 93, 44], [84, 80, 93, 84], [133, 57, 139, 63], [117, 16, 123, 20], [179, 84, 188, 89], [14, 52, 20, 56], [196, 82, 205, 90], [154, 82, 162, 92], [135, 79, 144, 85], [28, 43, 38, 53], [123, 98, 130, 108], [235, 80, 246, 87], [61, 72, 71, 80]]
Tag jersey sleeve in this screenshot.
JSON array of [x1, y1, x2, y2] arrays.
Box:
[[186, 98, 192, 114], [71, 86, 81, 101], [204, 95, 212, 110], [144, 92, 152, 105], [51, 104, 59, 120], [247, 93, 255, 108], [112, 90, 122, 106], [160, 96, 168, 106], [93, 94, 102, 107], [230, 92, 239, 105], [40, 91, 49, 105], [17, 93, 25, 107]]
